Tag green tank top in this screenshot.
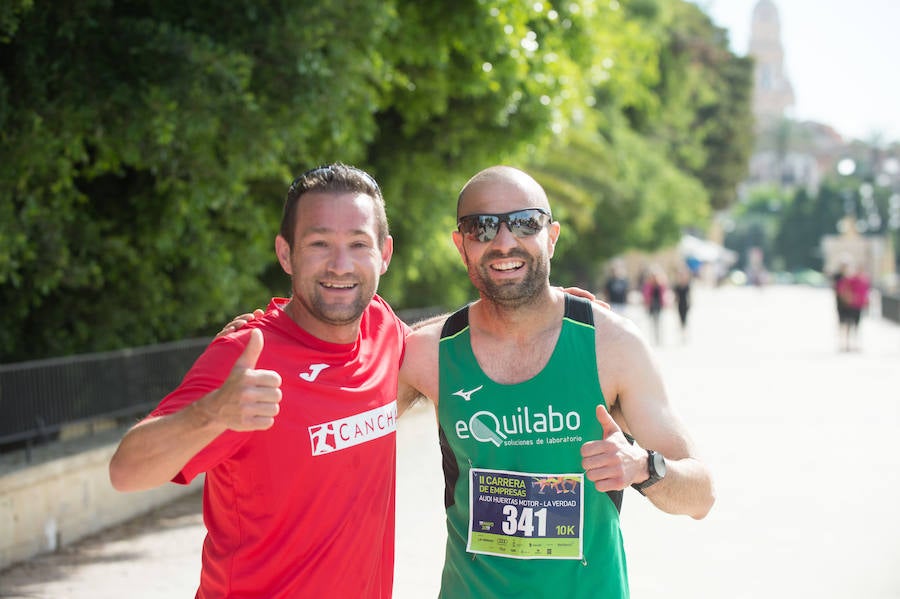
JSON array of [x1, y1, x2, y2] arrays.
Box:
[[437, 294, 629, 598]]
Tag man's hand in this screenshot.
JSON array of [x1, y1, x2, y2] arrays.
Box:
[[108, 328, 282, 493], [216, 308, 264, 338], [580, 405, 645, 492], [198, 329, 283, 431], [560, 286, 610, 311]]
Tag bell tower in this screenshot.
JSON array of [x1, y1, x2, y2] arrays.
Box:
[[748, 0, 795, 129]]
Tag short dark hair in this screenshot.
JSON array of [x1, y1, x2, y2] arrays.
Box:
[[281, 163, 388, 247]]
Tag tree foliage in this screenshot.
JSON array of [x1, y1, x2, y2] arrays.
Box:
[[531, 124, 710, 289], [774, 176, 893, 273], [524, 0, 751, 288], [642, 1, 754, 211], [1, 0, 392, 360], [723, 186, 789, 271], [1, 0, 754, 361]]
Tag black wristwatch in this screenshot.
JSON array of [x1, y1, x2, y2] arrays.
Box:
[[632, 449, 666, 495]]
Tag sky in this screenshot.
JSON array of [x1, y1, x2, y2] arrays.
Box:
[[691, 0, 900, 143]]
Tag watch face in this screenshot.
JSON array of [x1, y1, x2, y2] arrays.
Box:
[[651, 452, 667, 477]]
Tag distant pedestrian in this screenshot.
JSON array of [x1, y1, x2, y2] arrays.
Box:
[[832, 261, 849, 340], [673, 267, 692, 343], [642, 266, 667, 345], [834, 262, 870, 351], [603, 260, 630, 314]]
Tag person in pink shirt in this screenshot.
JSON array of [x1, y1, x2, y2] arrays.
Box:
[[835, 263, 870, 351], [641, 266, 668, 345]]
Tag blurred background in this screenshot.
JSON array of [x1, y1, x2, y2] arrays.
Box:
[[1, 0, 898, 365], [1, 0, 898, 594]]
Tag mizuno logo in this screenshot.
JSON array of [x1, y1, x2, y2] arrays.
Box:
[[452, 385, 484, 402], [299, 363, 329, 382]]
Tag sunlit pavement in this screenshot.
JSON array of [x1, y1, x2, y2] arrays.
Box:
[[2, 284, 899, 598]]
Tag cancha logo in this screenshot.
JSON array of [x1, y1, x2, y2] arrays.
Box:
[[309, 401, 397, 455]]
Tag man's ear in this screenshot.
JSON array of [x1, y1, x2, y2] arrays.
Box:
[[380, 235, 394, 275], [547, 221, 560, 257], [452, 230, 468, 266], [275, 235, 293, 275]]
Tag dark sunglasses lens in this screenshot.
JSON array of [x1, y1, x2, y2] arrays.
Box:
[[459, 215, 500, 241], [507, 210, 547, 236]]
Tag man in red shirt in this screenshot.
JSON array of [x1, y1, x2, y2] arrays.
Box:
[[109, 164, 408, 598]]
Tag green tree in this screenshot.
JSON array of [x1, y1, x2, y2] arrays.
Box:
[[723, 187, 788, 271], [642, 0, 754, 211], [530, 124, 709, 289], [774, 175, 893, 273], [0, 0, 394, 360], [0, 0, 756, 361], [524, 0, 750, 288], [369, 0, 645, 306], [773, 186, 842, 272]]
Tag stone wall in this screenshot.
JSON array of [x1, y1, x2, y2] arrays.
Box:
[[0, 436, 202, 571]]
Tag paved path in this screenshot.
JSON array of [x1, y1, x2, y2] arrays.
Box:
[[2, 284, 899, 598]]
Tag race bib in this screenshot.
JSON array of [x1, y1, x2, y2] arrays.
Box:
[[467, 467, 584, 560]]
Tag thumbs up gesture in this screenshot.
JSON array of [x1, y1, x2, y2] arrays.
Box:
[[200, 329, 283, 431], [580, 405, 645, 492]]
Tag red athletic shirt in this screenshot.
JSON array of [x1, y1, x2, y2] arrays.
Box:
[[151, 296, 409, 598]]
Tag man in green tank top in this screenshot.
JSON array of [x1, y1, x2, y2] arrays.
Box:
[[398, 166, 715, 598]]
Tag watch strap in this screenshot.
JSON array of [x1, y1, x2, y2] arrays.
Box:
[[631, 449, 663, 495]]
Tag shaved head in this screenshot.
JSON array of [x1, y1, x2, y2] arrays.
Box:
[[457, 166, 551, 217]]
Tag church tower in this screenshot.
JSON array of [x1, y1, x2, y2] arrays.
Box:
[[748, 0, 795, 129]]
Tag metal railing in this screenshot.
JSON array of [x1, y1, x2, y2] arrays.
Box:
[[0, 338, 208, 454], [882, 291, 900, 324]]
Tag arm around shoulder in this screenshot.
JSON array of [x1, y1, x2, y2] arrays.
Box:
[[397, 318, 444, 413]]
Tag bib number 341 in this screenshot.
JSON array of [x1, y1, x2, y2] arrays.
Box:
[[502, 505, 547, 536]]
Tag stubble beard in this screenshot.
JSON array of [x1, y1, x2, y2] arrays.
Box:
[[296, 279, 375, 327], [468, 249, 550, 308]]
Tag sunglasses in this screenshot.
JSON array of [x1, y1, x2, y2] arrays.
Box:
[[457, 208, 552, 242], [289, 163, 382, 198]]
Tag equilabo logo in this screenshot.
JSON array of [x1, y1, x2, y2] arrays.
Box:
[[456, 405, 581, 445]]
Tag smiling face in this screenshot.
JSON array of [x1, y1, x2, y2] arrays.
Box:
[[276, 191, 392, 343], [452, 167, 559, 308]]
